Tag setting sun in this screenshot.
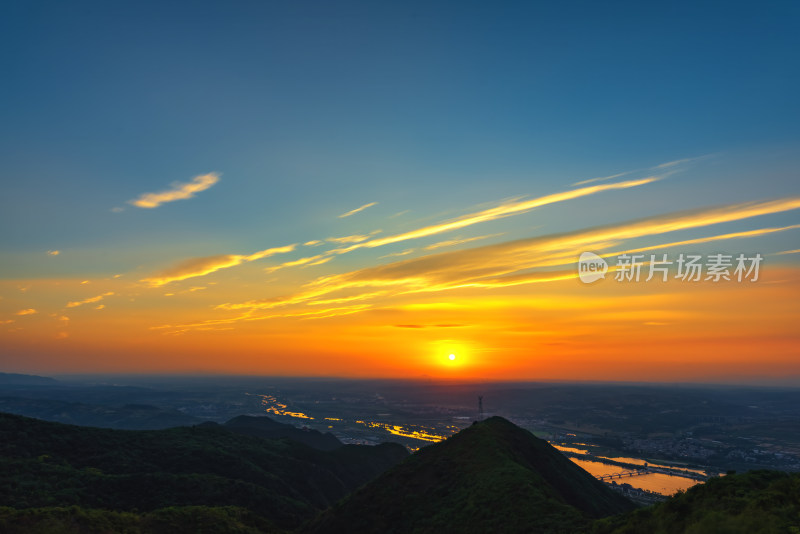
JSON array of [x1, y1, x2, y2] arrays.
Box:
[[448, 354, 456, 361]]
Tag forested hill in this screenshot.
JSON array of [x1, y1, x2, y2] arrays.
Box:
[[305, 416, 636, 534], [0, 412, 798, 533], [0, 411, 407, 532]]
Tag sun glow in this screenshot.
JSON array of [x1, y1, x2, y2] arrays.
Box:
[[428, 339, 475, 372]]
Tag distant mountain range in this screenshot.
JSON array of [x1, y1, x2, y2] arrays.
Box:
[[0, 372, 206, 430], [0, 396, 202, 430], [0, 372, 59, 385], [0, 411, 798, 533]]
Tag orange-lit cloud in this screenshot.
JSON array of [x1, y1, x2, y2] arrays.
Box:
[[379, 249, 416, 259], [141, 177, 658, 287], [338, 202, 377, 218], [47, 250, 60, 256], [606, 224, 800, 257], [142, 244, 296, 286], [326, 234, 374, 244], [329, 177, 661, 254], [264, 253, 333, 274], [128, 173, 219, 209], [219, 195, 800, 314], [424, 233, 504, 251], [15, 309, 37, 315], [66, 292, 114, 308]]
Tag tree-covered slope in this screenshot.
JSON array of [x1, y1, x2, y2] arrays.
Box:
[[0, 412, 407, 531], [592, 470, 800, 534], [0, 506, 279, 534], [219, 415, 343, 451], [305, 416, 636, 534]]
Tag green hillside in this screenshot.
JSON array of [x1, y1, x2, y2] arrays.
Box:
[[0, 412, 407, 531], [305, 416, 636, 534], [219, 415, 343, 451], [2, 411, 798, 533], [592, 469, 800, 534], [0, 505, 277, 534]]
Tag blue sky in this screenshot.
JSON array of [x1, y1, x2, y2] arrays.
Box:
[[1, 1, 798, 378], [3, 2, 798, 262], [2, 0, 799, 271]]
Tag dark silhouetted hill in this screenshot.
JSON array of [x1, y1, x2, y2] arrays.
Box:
[[305, 416, 636, 534], [3, 411, 797, 533], [0, 411, 408, 531], [0, 506, 277, 534], [592, 469, 800, 534], [215, 415, 343, 450]]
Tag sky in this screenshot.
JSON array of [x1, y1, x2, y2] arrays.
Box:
[[1, 1, 799, 383]]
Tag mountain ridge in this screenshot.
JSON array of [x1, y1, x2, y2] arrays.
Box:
[[0, 411, 408, 530], [305, 416, 636, 534]]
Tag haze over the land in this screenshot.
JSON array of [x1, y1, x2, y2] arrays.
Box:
[[1, 2, 798, 382]]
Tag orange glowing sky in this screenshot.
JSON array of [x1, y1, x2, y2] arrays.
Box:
[[1, 3, 799, 383]]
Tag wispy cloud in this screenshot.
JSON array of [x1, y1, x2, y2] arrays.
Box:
[[338, 202, 377, 218], [142, 177, 659, 288], [571, 156, 709, 187], [152, 304, 372, 333], [608, 224, 800, 257], [219, 195, 800, 313], [424, 233, 504, 251], [128, 173, 220, 209], [15, 309, 37, 315], [654, 156, 705, 169], [326, 234, 373, 244], [571, 171, 633, 187], [66, 292, 114, 308], [47, 250, 60, 256], [328, 177, 661, 255], [142, 244, 296, 286], [379, 249, 416, 259], [264, 254, 333, 274]]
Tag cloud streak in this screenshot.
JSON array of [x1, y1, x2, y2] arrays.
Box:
[[328, 177, 661, 255], [66, 292, 114, 308], [338, 202, 377, 218], [142, 177, 657, 287], [142, 244, 296, 286], [219, 195, 800, 313], [424, 233, 504, 251], [128, 173, 219, 209]]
